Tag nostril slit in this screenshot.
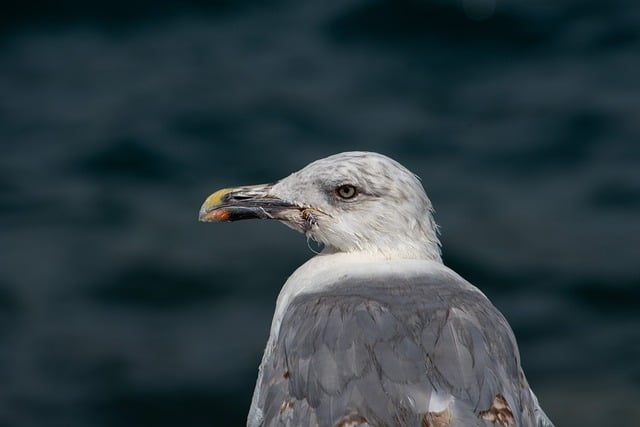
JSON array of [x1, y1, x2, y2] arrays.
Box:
[[224, 193, 253, 202]]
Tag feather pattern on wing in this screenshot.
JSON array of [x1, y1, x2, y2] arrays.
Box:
[[252, 268, 553, 427]]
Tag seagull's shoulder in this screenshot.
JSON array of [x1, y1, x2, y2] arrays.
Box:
[[272, 252, 489, 339], [251, 252, 553, 427]]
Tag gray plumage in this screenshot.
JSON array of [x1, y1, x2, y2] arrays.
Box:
[[198, 152, 554, 427], [254, 268, 551, 427]]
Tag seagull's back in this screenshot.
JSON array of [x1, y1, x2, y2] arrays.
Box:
[[249, 255, 552, 427]]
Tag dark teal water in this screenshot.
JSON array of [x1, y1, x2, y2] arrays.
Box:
[[1, 1, 639, 426]]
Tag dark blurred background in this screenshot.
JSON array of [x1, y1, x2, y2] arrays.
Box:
[[1, 0, 639, 426]]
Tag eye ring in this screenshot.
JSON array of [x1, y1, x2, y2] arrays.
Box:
[[336, 184, 358, 200]]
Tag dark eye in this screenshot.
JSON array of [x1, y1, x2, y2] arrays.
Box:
[[336, 184, 358, 200]]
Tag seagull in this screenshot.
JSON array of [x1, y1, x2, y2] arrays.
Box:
[[199, 152, 553, 427]]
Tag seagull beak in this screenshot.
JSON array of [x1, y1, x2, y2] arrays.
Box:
[[199, 183, 303, 223]]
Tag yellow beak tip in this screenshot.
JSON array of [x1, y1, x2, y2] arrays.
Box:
[[199, 188, 234, 222], [202, 187, 232, 209]]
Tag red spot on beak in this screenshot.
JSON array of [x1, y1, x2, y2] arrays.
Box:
[[201, 209, 231, 222]]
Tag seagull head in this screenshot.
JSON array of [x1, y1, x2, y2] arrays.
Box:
[[199, 152, 441, 261]]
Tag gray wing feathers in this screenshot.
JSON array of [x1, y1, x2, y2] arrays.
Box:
[[255, 273, 551, 427]]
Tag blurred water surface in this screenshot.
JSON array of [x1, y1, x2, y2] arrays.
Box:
[[1, 1, 639, 426]]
